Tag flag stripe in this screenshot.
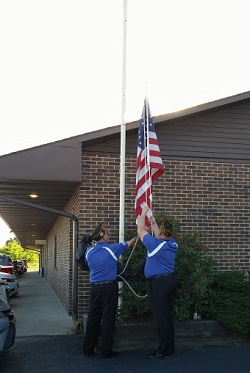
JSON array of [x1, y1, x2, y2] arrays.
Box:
[[135, 98, 164, 226]]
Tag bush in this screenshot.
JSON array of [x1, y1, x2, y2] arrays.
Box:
[[175, 230, 217, 321], [118, 230, 150, 320], [118, 217, 217, 323], [209, 270, 250, 334], [119, 223, 250, 336]]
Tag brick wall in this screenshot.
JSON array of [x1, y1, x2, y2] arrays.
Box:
[[82, 154, 250, 267], [163, 160, 250, 271], [77, 154, 121, 314], [45, 189, 79, 315], [39, 154, 250, 318], [76, 153, 250, 315]]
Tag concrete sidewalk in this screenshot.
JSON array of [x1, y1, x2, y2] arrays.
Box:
[[9, 270, 73, 336]]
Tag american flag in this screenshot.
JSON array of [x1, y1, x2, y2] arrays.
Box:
[[135, 98, 164, 226]]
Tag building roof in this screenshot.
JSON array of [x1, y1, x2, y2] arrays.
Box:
[[1, 90, 250, 249]]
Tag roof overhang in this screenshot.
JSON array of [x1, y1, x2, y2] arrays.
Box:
[[0, 137, 82, 249]]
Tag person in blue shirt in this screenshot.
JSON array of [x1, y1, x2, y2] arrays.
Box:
[[83, 223, 136, 359], [137, 205, 178, 359]]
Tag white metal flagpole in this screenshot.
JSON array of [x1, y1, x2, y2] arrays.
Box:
[[118, 0, 127, 311]]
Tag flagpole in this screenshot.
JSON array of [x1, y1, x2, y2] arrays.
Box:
[[118, 0, 127, 312]]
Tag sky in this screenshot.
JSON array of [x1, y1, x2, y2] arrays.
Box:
[[1, 0, 250, 245]]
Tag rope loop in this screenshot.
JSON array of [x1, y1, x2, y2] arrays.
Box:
[[117, 235, 148, 298]]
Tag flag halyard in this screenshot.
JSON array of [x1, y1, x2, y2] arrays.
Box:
[[135, 98, 164, 226]]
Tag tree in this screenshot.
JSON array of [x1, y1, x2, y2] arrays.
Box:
[[0, 238, 39, 263]]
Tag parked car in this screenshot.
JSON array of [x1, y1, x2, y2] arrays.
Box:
[[0, 280, 10, 303], [12, 260, 23, 277], [21, 259, 28, 272], [0, 272, 19, 297], [13, 260, 27, 277], [0, 255, 14, 276], [17, 260, 25, 275], [0, 298, 16, 356]]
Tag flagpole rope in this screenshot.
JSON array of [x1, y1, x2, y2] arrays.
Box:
[[132, 97, 164, 297], [145, 98, 153, 214], [117, 275, 148, 299], [118, 235, 138, 274], [117, 235, 148, 298], [144, 101, 149, 212]]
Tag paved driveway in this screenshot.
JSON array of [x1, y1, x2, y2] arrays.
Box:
[[0, 271, 249, 372], [0, 335, 250, 373]]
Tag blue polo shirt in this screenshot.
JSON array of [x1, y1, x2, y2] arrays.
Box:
[[143, 234, 178, 279], [85, 241, 128, 282]]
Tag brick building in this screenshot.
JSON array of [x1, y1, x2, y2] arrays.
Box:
[[0, 91, 250, 320]]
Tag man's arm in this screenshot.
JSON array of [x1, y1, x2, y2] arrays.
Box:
[[126, 236, 137, 248], [149, 215, 161, 239], [138, 206, 161, 240], [137, 205, 150, 241]]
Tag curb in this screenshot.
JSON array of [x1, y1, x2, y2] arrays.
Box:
[[83, 315, 250, 352]]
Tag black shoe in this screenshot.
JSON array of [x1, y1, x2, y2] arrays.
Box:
[[102, 351, 119, 358], [83, 350, 96, 357], [148, 350, 164, 359]]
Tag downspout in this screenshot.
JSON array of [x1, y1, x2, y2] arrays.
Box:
[[0, 194, 79, 323]]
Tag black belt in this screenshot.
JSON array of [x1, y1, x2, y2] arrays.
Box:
[[150, 272, 174, 280], [91, 280, 116, 285]]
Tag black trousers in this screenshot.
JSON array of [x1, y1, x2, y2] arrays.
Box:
[[148, 273, 177, 356], [83, 282, 118, 357]]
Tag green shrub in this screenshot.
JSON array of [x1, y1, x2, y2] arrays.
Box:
[[118, 229, 150, 320], [118, 217, 217, 323], [175, 230, 217, 320], [209, 270, 250, 334]]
